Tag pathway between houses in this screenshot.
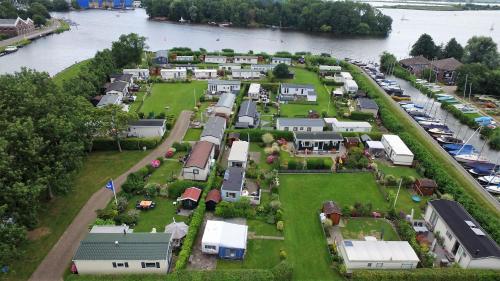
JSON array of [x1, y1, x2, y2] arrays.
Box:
[[29, 111, 192, 281]]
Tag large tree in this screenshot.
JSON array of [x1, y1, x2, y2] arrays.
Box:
[[273, 63, 290, 78], [463, 36, 499, 69], [410, 33, 439, 59], [455, 63, 489, 95], [442, 38, 464, 60], [111, 33, 147, 68], [98, 105, 138, 152]]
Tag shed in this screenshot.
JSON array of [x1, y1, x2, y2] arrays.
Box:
[[360, 134, 372, 144], [344, 137, 360, 148], [413, 178, 437, 196], [357, 98, 379, 116], [381, 135, 414, 166], [201, 220, 248, 260], [322, 201, 342, 225], [227, 132, 240, 146], [180, 187, 202, 209], [205, 189, 222, 211], [366, 141, 385, 156]]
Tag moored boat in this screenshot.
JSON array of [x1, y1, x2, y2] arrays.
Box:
[[455, 154, 489, 163], [485, 185, 500, 195], [436, 136, 463, 145]]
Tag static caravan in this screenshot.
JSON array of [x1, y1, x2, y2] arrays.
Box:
[[343, 79, 359, 94], [201, 220, 248, 260], [381, 134, 414, 166], [204, 55, 227, 64], [127, 119, 166, 138], [271, 57, 292, 65], [247, 83, 261, 100], [324, 118, 372, 133], [207, 80, 241, 95], [123, 69, 150, 81], [200, 116, 226, 148], [175, 55, 194, 62], [194, 69, 217, 79], [227, 141, 249, 169], [160, 69, 187, 80], [182, 141, 215, 181], [219, 63, 241, 71], [231, 69, 261, 79], [233, 56, 258, 64], [251, 64, 275, 73], [214, 93, 236, 118]]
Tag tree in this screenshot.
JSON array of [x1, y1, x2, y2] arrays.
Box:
[[455, 63, 489, 95], [28, 2, 51, 19], [410, 33, 439, 59], [111, 33, 147, 68], [33, 14, 46, 26], [442, 38, 464, 61], [463, 36, 499, 69], [98, 105, 138, 152], [52, 0, 70, 11], [272, 63, 290, 79], [380, 52, 397, 73], [0, 205, 26, 267]]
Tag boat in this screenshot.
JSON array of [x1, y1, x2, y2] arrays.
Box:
[[436, 136, 463, 145], [418, 121, 445, 126], [478, 175, 500, 185], [449, 148, 476, 156], [455, 154, 489, 163], [464, 161, 496, 170], [469, 166, 498, 176], [485, 185, 500, 195], [391, 94, 412, 102], [414, 116, 438, 122], [475, 116, 496, 126], [4, 46, 18, 53], [443, 143, 474, 151], [428, 128, 454, 136]]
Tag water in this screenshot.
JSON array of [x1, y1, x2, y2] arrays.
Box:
[[0, 8, 499, 75]]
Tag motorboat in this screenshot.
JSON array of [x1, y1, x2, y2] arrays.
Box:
[[459, 106, 479, 114], [464, 161, 496, 170], [436, 136, 463, 145], [414, 116, 438, 122], [478, 175, 500, 185], [485, 185, 500, 195], [455, 154, 489, 163], [475, 116, 496, 127], [421, 124, 449, 130], [418, 121, 445, 126], [469, 166, 498, 176], [4, 46, 18, 53], [428, 128, 454, 136], [443, 143, 474, 151]]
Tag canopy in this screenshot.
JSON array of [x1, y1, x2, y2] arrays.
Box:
[[164, 221, 188, 240]]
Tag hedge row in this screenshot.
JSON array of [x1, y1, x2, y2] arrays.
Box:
[[227, 129, 294, 142], [344, 63, 500, 243], [92, 137, 161, 151], [352, 268, 500, 281]]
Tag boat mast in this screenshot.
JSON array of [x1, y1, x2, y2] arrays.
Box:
[[455, 126, 481, 156]]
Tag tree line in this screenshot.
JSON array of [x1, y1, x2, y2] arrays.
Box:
[[0, 33, 146, 268], [142, 0, 393, 36]]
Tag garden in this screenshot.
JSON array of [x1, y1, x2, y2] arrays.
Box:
[[341, 218, 399, 241]]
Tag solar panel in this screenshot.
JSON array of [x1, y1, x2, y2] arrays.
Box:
[[344, 241, 353, 247], [465, 220, 476, 227], [472, 228, 485, 236]]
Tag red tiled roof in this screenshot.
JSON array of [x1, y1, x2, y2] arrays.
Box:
[[205, 189, 221, 203], [184, 141, 214, 169], [181, 187, 202, 202], [399, 55, 430, 67], [431, 57, 462, 71]]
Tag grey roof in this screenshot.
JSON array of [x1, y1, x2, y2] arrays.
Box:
[[111, 73, 133, 82], [232, 69, 259, 73], [201, 116, 226, 139], [97, 94, 121, 107], [360, 134, 372, 142], [155, 50, 168, 58], [281, 83, 315, 90], [73, 233, 172, 261], [129, 119, 165, 127], [294, 131, 343, 141], [277, 118, 324, 128], [106, 81, 128, 93], [399, 55, 430, 66], [208, 79, 241, 86], [0, 18, 17, 26], [222, 167, 245, 192], [238, 100, 257, 117], [357, 98, 379, 110], [251, 64, 274, 69], [431, 57, 463, 71], [215, 93, 236, 109], [429, 200, 500, 259]]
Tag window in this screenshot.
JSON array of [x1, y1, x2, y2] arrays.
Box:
[[205, 245, 216, 250], [367, 263, 372, 267], [226, 192, 236, 198], [303, 141, 311, 147], [401, 263, 414, 269], [300, 127, 304, 131], [293, 127, 297, 131], [116, 263, 124, 267], [144, 262, 157, 268], [112, 262, 117, 268], [307, 127, 311, 132], [125, 262, 129, 268], [193, 169, 199, 175], [375, 263, 383, 268], [446, 230, 453, 240]]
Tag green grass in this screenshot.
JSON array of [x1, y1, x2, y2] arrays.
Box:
[[279, 150, 333, 167], [376, 161, 421, 179], [3, 151, 147, 281], [249, 143, 274, 172], [247, 219, 282, 237], [53, 60, 91, 87], [147, 157, 185, 185], [139, 82, 207, 117], [127, 195, 185, 233], [387, 186, 427, 218], [183, 128, 202, 141], [129, 91, 146, 113], [216, 240, 285, 270], [341, 218, 399, 241], [280, 173, 387, 281]]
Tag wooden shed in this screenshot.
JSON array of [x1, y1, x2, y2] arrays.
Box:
[[344, 137, 360, 149], [205, 189, 222, 211], [180, 187, 202, 210], [413, 178, 437, 196], [323, 201, 342, 225]]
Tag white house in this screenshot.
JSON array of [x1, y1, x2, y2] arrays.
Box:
[[160, 69, 187, 80], [201, 220, 248, 260], [233, 56, 258, 64], [338, 240, 419, 273], [200, 116, 226, 148], [128, 119, 166, 138], [214, 92, 236, 118], [319, 65, 341, 72], [175, 65, 198, 71], [424, 199, 500, 269], [251, 64, 275, 73], [276, 118, 324, 132], [72, 233, 172, 274], [237, 100, 259, 128], [279, 83, 317, 102], [221, 167, 245, 202], [231, 69, 261, 79], [208, 80, 241, 94], [219, 63, 241, 71], [247, 83, 261, 100], [175, 55, 194, 62], [204, 55, 227, 64], [105, 81, 129, 96], [96, 93, 123, 108], [343, 79, 359, 94], [227, 141, 249, 169], [182, 141, 215, 181], [194, 69, 217, 79], [381, 134, 414, 166], [123, 69, 150, 81], [340, 71, 353, 82], [271, 57, 292, 65], [324, 118, 372, 133]]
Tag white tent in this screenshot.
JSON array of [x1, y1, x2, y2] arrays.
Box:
[[164, 221, 188, 240]]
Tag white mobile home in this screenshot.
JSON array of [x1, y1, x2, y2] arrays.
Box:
[[219, 63, 241, 71], [228, 141, 249, 169], [221, 167, 246, 202], [381, 134, 414, 166], [160, 69, 187, 80], [123, 69, 150, 81], [201, 220, 248, 260], [251, 64, 275, 73], [214, 93, 236, 118], [271, 57, 292, 65], [340, 72, 353, 82], [234, 56, 258, 64], [128, 119, 167, 138], [175, 55, 194, 62], [276, 118, 324, 132], [204, 55, 227, 64], [319, 65, 341, 72], [343, 79, 359, 94], [231, 69, 261, 79], [237, 100, 259, 128], [338, 240, 419, 273], [247, 83, 261, 100], [208, 80, 241, 94], [182, 141, 215, 181], [324, 118, 372, 133], [200, 116, 227, 148], [194, 69, 217, 79], [279, 83, 317, 102]]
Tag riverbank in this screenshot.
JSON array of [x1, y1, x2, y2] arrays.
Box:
[[383, 4, 500, 11]]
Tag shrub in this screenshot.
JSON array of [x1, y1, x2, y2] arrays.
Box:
[[122, 173, 145, 194], [287, 159, 298, 170], [262, 133, 275, 145], [384, 174, 397, 186], [172, 142, 191, 152], [115, 210, 140, 226], [96, 208, 118, 220], [143, 183, 160, 197], [350, 111, 374, 121], [116, 196, 128, 213], [93, 218, 115, 226], [276, 221, 284, 231], [227, 129, 294, 142], [215, 198, 255, 219], [279, 249, 287, 260]]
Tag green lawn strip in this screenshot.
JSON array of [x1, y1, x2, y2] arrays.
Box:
[[249, 143, 274, 172], [280, 173, 387, 280], [279, 150, 333, 167], [375, 161, 421, 179], [216, 240, 285, 270], [52, 60, 91, 87], [129, 91, 146, 112], [247, 219, 282, 237], [127, 195, 185, 233], [387, 186, 427, 218], [140, 82, 207, 117], [183, 128, 202, 141], [147, 157, 185, 184], [341, 218, 399, 241], [3, 151, 147, 281]]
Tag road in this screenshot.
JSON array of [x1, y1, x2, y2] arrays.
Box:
[[358, 67, 500, 212], [29, 110, 192, 281], [0, 19, 61, 48]]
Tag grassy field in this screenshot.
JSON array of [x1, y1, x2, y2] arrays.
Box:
[[216, 240, 285, 270], [279, 150, 333, 167], [127, 195, 186, 232], [3, 151, 147, 281], [52, 60, 90, 87], [139, 82, 207, 117], [183, 128, 202, 141], [376, 161, 421, 179], [279, 68, 335, 118], [247, 219, 282, 237], [341, 218, 399, 241], [147, 156, 185, 184], [279, 173, 387, 281]]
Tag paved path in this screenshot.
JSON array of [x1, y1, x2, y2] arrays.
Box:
[[358, 67, 500, 212], [29, 111, 192, 281], [0, 19, 61, 48]]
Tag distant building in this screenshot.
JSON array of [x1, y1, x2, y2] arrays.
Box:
[[356, 98, 379, 116], [231, 69, 261, 79], [276, 118, 324, 132], [0, 17, 34, 37], [324, 118, 372, 133], [160, 69, 187, 80], [194, 69, 217, 79], [175, 55, 194, 62], [399, 56, 431, 76], [123, 69, 150, 81], [214, 93, 236, 118], [205, 55, 227, 64], [431, 58, 463, 84], [237, 100, 259, 128], [233, 56, 258, 64], [279, 83, 317, 102], [218, 63, 241, 71], [251, 64, 275, 73], [271, 57, 292, 65], [207, 80, 241, 95], [128, 119, 166, 138], [153, 50, 169, 66]]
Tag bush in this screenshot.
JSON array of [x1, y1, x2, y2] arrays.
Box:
[[122, 173, 145, 194], [115, 210, 140, 226], [93, 218, 115, 226], [215, 198, 255, 219], [279, 249, 287, 260], [92, 137, 160, 151], [96, 208, 118, 220], [116, 196, 128, 213], [276, 221, 284, 231], [262, 133, 275, 145], [287, 159, 298, 170], [227, 129, 294, 142], [143, 183, 160, 197], [352, 268, 500, 281], [172, 142, 191, 152], [350, 111, 374, 121], [168, 181, 206, 199]]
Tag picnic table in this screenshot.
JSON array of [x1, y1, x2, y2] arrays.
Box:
[[136, 200, 156, 210]]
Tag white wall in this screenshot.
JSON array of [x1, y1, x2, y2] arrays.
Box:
[[276, 123, 323, 132], [74, 259, 168, 274], [214, 107, 232, 118], [219, 64, 241, 71], [195, 70, 217, 79], [200, 135, 222, 147], [128, 126, 166, 138], [161, 70, 187, 80], [201, 243, 219, 255], [272, 58, 291, 65], [232, 71, 260, 79], [238, 116, 255, 127], [208, 84, 241, 93], [183, 165, 210, 181], [205, 57, 227, 64], [234, 57, 258, 64]]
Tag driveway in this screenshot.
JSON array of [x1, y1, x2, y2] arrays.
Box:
[[29, 110, 192, 281]]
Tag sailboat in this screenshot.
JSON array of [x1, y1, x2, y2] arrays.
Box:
[[485, 185, 500, 195], [478, 175, 500, 185]]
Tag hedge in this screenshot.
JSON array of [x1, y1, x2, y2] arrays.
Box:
[[92, 137, 161, 151], [350, 111, 374, 121], [352, 268, 500, 281], [227, 129, 294, 142]]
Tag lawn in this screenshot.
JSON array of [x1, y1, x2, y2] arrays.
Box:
[[376, 161, 421, 179], [247, 219, 282, 237], [216, 240, 285, 270], [139, 82, 207, 117], [279, 68, 336, 118], [279, 173, 387, 281], [341, 218, 400, 241], [147, 156, 185, 184], [129, 90, 147, 113], [279, 150, 333, 168], [386, 186, 428, 218], [183, 128, 202, 141], [127, 195, 186, 233], [3, 151, 147, 281], [52, 59, 91, 87]]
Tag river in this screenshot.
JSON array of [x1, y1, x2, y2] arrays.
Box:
[[0, 8, 499, 75]]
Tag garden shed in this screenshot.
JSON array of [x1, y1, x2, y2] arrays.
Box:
[[205, 189, 221, 211], [180, 187, 202, 209], [322, 201, 342, 225], [413, 178, 437, 196]]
